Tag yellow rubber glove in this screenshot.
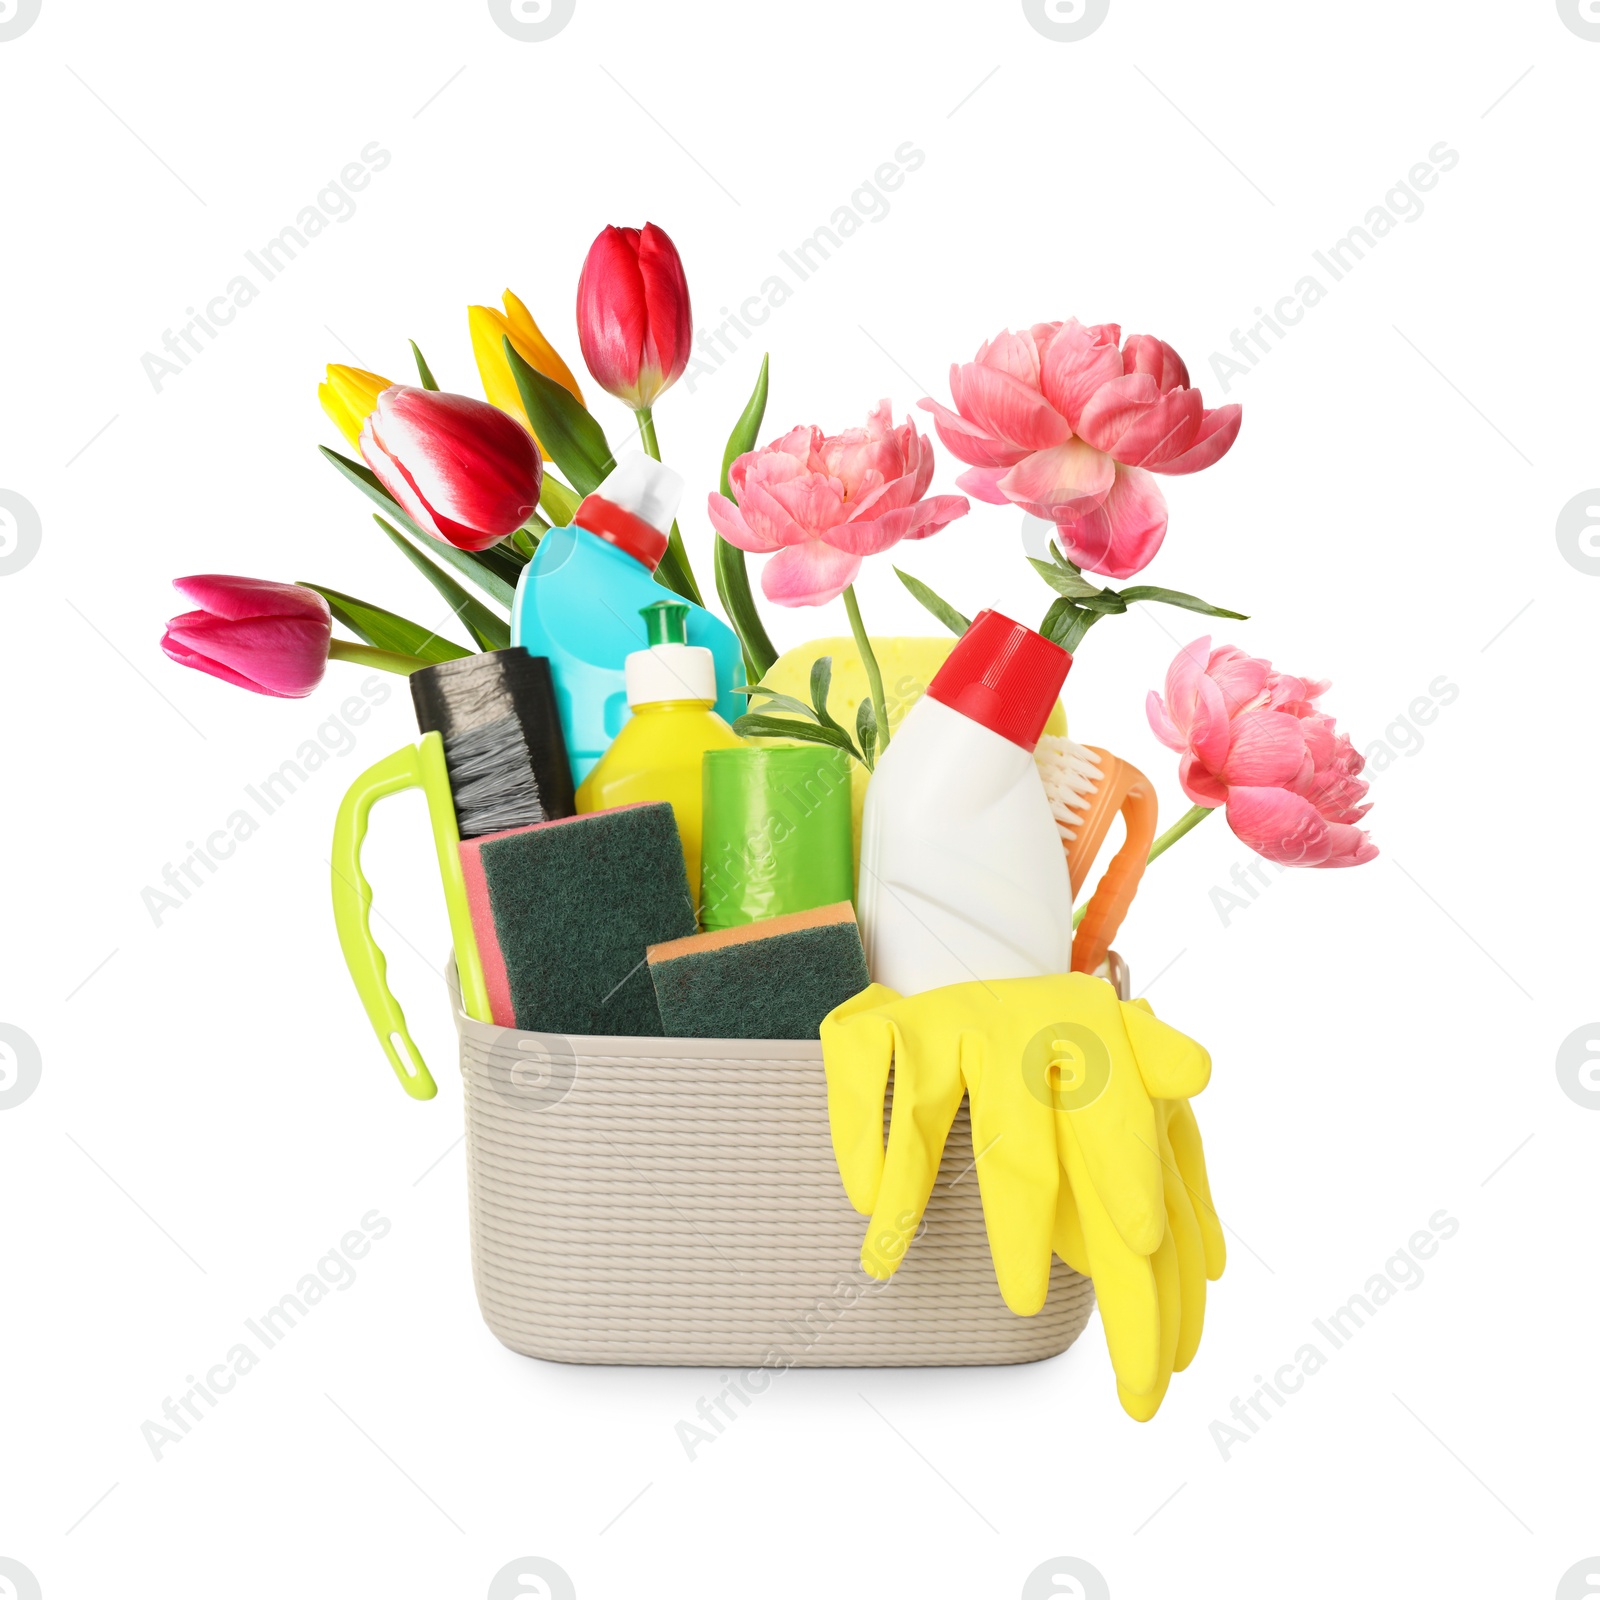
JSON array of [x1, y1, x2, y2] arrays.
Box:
[[1052, 998, 1224, 1420], [822, 981, 1058, 1314], [820, 974, 1210, 1322]]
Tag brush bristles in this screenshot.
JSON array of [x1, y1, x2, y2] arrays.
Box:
[[443, 714, 545, 838], [1034, 734, 1102, 842]]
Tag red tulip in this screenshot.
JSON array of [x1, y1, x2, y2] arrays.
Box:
[[359, 386, 542, 552], [162, 576, 332, 698], [576, 223, 692, 410]]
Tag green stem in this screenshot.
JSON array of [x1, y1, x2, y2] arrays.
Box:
[[842, 584, 890, 753], [1146, 803, 1216, 864], [1071, 803, 1217, 930], [328, 638, 429, 676], [635, 406, 661, 459], [634, 405, 705, 607]]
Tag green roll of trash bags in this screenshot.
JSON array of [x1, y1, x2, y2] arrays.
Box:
[[700, 746, 855, 930]]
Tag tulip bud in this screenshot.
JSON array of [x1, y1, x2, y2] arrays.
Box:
[[161, 576, 332, 698], [359, 386, 543, 553], [468, 289, 585, 458], [576, 223, 692, 411], [319, 365, 394, 449]]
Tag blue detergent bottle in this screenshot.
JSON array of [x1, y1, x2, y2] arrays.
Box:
[[511, 453, 745, 780]]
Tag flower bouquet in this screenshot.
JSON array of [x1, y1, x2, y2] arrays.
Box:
[[159, 222, 1377, 1414]]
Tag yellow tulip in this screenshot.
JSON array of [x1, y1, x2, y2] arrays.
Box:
[[469, 289, 585, 459], [318, 365, 394, 449]]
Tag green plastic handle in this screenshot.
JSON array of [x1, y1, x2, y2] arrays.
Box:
[[330, 733, 493, 1099]]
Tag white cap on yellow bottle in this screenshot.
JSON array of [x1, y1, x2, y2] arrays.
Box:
[[625, 600, 716, 706]]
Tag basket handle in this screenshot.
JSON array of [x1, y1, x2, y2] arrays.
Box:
[[330, 734, 491, 1099]]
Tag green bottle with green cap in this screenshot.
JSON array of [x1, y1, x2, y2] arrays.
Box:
[[575, 600, 748, 915]]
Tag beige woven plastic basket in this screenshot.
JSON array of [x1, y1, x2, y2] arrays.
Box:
[[449, 969, 1097, 1367]]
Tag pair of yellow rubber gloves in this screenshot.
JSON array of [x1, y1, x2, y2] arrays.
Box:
[[821, 974, 1224, 1420]]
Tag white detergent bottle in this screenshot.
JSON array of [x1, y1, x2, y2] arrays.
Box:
[[858, 610, 1074, 994]]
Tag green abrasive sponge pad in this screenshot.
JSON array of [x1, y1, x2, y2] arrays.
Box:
[[460, 802, 696, 1036], [646, 901, 871, 1041]]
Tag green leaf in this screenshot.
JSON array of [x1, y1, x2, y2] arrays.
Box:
[[502, 338, 614, 495], [540, 474, 582, 526], [300, 583, 472, 664], [1040, 596, 1100, 654], [733, 685, 819, 722], [318, 446, 517, 611], [731, 712, 862, 762], [1027, 556, 1105, 601], [805, 657, 853, 743], [809, 656, 833, 721], [855, 697, 878, 771], [713, 355, 779, 680], [1117, 584, 1249, 620], [653, 536, 703, 608], [894, 567, 970, 635], [372, 516, 511, 651], [1073, 590, 1130, 616], [410, 340, 440, 390], [720, 354, 770, 491]]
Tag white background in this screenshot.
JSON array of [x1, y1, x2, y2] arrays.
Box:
[[2, 2, 1597, 1596]]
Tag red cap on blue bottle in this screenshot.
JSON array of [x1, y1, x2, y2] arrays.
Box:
[[924, 610, 1071, 751]]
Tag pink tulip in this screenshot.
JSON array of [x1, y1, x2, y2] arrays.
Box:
[[1147, 637, 1377, 868], [919, 319, 1241, 579], [161, 576, 332, 698], [359, 386, 542, 553], [576, 223, 693, 411], [706, 400, 970, 607]]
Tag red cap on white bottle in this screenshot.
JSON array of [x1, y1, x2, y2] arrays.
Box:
[[575, 454, 683, 571], [924, 610, 1071, 751]]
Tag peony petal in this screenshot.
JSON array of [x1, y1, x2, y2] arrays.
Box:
[[1217, 710, 1308, 788], [917, 395, 1030, 469], [949, 361, 1073, 454], [1147, 404, 1242, 476], [1163, 637, 1213, 727], [1051, 464, 1167, 579], [975, 328, 1045, 387], [706, 491, 780, 553], [955, 465, 1013, 504], [1205, 647, 1272, 715], [1178, 752, 1229, 808], [1186, 673, 1234, 773], [1311, 823, 1379, 867], [1145, 689, 1185, 752], [1079, 381, 1203, 469], [832, 493, 969, 553], [1121, 334, 1190, 393], [737, 476, 828, 549], [1039, 318, 1126, 429], [1225, 787, 1332, 866], [760, 540, 862, 607], [996, 439, 1116, 519], [762, 470, 851, 536]]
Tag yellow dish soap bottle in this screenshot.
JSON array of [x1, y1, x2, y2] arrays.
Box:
[[576, 599, 746, 913]]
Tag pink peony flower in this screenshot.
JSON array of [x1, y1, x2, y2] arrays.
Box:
[[1146, 637, 1377, 868], [706, 400, 969, 606], [162, 575, 332, 698], [919, 319, 1241, 579]]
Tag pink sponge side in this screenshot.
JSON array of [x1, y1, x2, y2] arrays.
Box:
[[459, 807, 654, 1026], [459, 835, 514, 1026]]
